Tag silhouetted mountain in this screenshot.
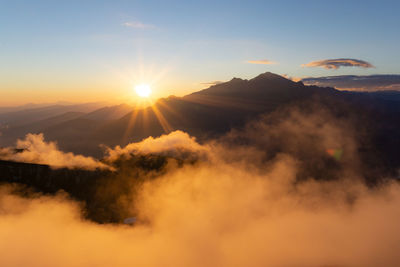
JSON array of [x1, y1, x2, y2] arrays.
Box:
[[0, 102, 104, 127], [0, 103, 51, 114], [191, 72, 307, 98], [0, 112, 86, 146], [0, 101, 85, 114], [0, 104, 133, 148], [1, 73, 399, 175], [91, 72, 335, 150]]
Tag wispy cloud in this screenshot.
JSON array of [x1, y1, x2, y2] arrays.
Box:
[[122, 21, 155, 29], [200, 81, 224, 86], [247, 59, 277, 65], [282, 74, 303, 82], [302, 58, 374, 70]]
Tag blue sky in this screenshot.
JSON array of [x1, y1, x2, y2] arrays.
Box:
[[0, 0, 399, 104]]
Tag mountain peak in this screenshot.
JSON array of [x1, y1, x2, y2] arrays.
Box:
[[229, 77, 244, 83], [185, 72, 307, 100], [251, 72, 291, 82]]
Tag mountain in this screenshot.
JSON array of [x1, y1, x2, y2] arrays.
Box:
[[36, 73, 398, 156], [0, 101, 85, 114], [1, 72, 399, 174], [0, 103, 133, 148], [0, 102, 104, 127], [90, 73, 336, 147], [9, 73, 318, 155], [0, 103, 51, 114], [0, 112, 86, 146]]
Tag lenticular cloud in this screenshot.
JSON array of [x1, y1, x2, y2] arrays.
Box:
[[302, 58, 374, 69]]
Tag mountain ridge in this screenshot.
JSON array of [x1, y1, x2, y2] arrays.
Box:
[[0, 73, 399, 174]]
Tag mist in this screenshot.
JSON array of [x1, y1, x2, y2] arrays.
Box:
[[0, 106, 399, 266], [0, 133, 110, 170]]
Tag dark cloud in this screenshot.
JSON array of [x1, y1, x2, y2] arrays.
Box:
[[302, 58, 374, 69], [302, 75, 400, 91]]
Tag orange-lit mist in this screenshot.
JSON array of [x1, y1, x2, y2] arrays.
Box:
[[0, 133, 110, 170], [0, 107, 400, 266]]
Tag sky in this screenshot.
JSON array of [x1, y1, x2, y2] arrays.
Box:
[[0, 0, 399, 105]]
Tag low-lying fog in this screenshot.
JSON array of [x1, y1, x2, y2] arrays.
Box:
[[0, 106, 399, 266]]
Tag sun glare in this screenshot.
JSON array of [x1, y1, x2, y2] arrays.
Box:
[[135, 84, 152, 98]]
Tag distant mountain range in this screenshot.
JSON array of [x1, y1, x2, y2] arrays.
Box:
[[0, 102, 106, 127], [0, 103, 134, 147], [0, 72, 399, 174]]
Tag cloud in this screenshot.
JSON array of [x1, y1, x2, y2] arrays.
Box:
[[122, 21, 155, 29], [302, 75, 400, 91], [302, 58, 374, 69], [104, 130, 209, 162], [200, 81, 224, 86], [0, 133, 110, 170], [282, 74, 303, 82], [247, 59, 277, 65]]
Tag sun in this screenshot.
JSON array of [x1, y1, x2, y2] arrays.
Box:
[[135, 84, 152, 98]]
